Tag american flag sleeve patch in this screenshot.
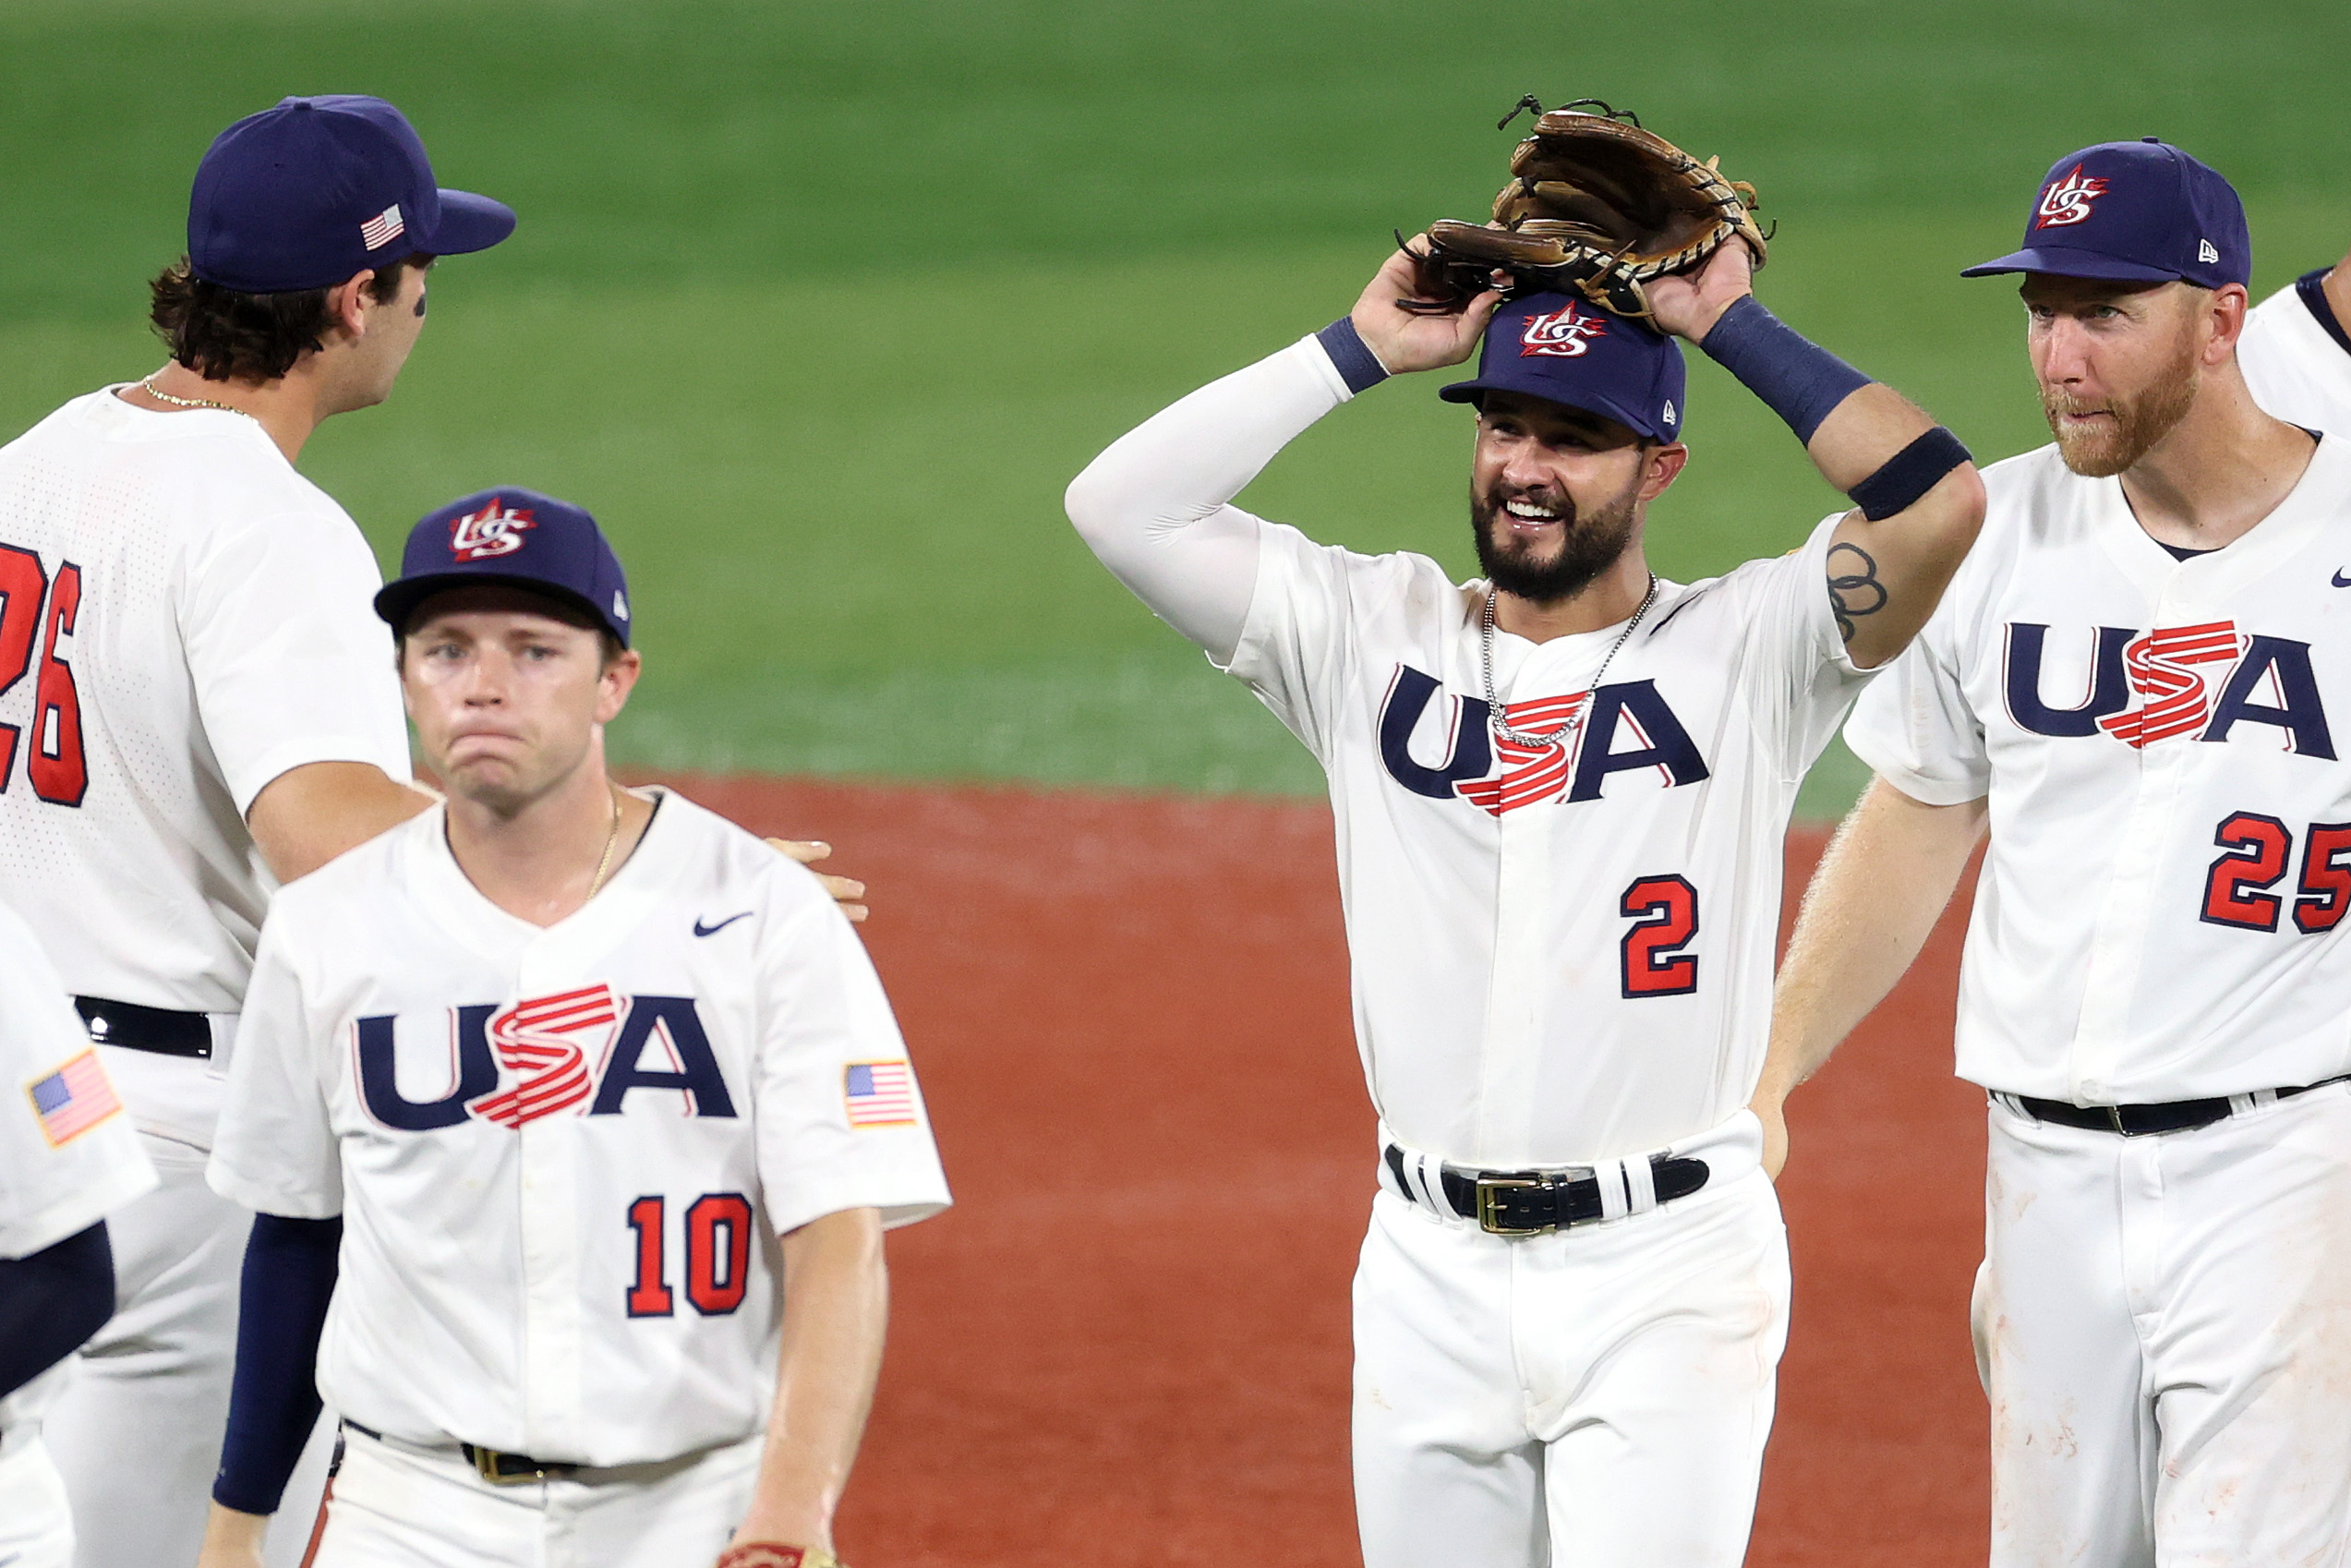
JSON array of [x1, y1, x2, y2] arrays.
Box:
[[843, 1060, 918, 1128], [27, 1048, 124, 1147]]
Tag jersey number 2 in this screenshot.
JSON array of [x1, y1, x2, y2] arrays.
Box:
[[1621, 875, 1700, 997], [624, 1192, 754, 1318], [0, 546, 88, 805]]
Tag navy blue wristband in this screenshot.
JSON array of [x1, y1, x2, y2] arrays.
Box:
[[0, 1223, 113, 1398], [1850, 427, 1972, 520], [212, 1214, 342, 1516], [1317, 317, 1391, 395], [1697, 295, 1871, 444]]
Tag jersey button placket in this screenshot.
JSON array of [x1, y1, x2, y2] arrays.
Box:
[[513, 943, 587, 1454], [2068, 592, 2206, 1102]]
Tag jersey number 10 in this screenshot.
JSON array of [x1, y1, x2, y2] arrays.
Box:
[[0, 547, 88, 805], [624, 1192, 754, 1318]]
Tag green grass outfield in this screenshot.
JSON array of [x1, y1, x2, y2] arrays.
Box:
[[5, 0, 2348, 814]]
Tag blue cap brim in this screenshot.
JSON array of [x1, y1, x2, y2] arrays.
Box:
[[1959, 246, 2182, 282], [374, 572, 626, 647], [1436, 378, 1665, 441], [425, 188, 517, 257]]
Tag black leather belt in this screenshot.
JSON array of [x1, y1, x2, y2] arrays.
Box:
[[2007, 1074, 2351, 1138], [1387, 1145, 1711, 1236], [344, 1419, 575, 1486], [76, 996, 211, 1058]]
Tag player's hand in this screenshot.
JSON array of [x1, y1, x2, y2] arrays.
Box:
[[1349, 240, 1501, 375], [1752, 1094, 1789, 1182], [193, 1502, 270, 1568], [1644, 241, 1755, 345], [766, 839, 868, 923]]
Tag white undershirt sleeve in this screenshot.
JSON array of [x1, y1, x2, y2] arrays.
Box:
[[1063, 334, 1359, 666]]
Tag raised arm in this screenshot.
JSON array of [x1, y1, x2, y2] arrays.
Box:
[[1647, 247, 1987, 669], [1062, 246, 1500, 665], [1752, 776, 1988, 1176]]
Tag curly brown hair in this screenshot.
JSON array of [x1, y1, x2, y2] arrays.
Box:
[[148, 253, 431, 383]]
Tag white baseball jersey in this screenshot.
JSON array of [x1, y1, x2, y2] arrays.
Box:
[[208, 790, 949, 1467], [1070, 335, 1872, 1165], [2241, 269, 2351, 438], [0, 898, 156, 1433], [0, 392, 410, 1022], [1846, 434, 2351, 1103]]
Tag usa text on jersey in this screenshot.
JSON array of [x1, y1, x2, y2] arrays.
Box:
[[1378, 664, 1711, 815], [2005, 621, 2334, 755]]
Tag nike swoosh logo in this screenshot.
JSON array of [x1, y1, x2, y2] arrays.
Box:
[[693, 911, 753, 937], [2333, 569, 2351, 587]]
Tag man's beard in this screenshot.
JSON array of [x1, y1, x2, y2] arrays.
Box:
[[2043, 332, 2200, 478], [1470, 476, 1644, 605]]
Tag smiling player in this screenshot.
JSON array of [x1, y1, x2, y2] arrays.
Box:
[[1065, 230, 1982, 1566], [194, 489, 946, 1568]]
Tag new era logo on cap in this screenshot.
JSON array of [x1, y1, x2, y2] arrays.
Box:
[[1520, 305, 1610, 358], [2199, 238, 2220, 264], [359, 202, 404, 251], [2033, 165, 2109, 229], [449, 499, 536, 561]]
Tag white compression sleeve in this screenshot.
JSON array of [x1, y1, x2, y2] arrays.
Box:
[[1063, 334, 1358, 667]]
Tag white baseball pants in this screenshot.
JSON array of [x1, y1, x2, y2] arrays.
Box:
[[314, 1427, 764, 1568], [1353, 1114, 1788, 1568], [1979, 1082, 2351, 1568], [0, 1433, 74, 1568], [42, 1125, 332, 1568]]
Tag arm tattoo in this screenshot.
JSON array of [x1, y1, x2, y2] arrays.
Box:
[[1826, 541, 1887, 645]]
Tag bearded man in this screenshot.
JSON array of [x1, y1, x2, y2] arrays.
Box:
[[1065, 226, 1981, 1568], [1755, 140, 2351, 1566]]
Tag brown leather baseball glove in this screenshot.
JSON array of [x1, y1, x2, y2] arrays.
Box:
[[1406, 96, 1768, 322]]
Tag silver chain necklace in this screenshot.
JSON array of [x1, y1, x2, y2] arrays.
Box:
[[1479, 573, 1658, 750]]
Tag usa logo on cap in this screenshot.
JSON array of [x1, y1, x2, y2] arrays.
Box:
[[449, 498, 536, 561], [2033, 165, 2109, 229], [1520, 305, 1610, 358]]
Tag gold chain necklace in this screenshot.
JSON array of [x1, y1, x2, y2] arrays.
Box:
[[585, 784, 626, 900], [139, 376, 254, 417]]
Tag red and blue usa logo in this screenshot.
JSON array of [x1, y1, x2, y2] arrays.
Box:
[[448, 498, 537, 561], [1519, 305, 1610, 358], [2033, 165, 2109, 230]]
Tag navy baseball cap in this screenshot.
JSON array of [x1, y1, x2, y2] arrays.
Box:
[[189, 95, 515, 294], [1961, 139, 2249, 290], [1439, 293, 1687, 441], [376, 488, 633, 646]]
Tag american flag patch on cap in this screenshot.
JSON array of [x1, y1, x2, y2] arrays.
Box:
[[27, 1048, 122, 1147], [843, 1060, 916, 1128], [359, 202, 405, 251]]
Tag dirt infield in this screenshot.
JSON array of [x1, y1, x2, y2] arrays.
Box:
[[649, 773, 1987, 1566]]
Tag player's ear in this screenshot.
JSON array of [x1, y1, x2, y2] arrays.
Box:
[[594, 647, 643, 724], [325, 270, 378, 341], [1639, 441, 1689, 501], [2205, 283, 2249, 363]]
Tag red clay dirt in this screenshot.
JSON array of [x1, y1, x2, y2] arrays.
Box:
[[647, 773, 1988, 1567]]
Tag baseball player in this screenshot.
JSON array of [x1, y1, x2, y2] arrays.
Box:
[[1063, 223, 1983, 1561], [193, 489, 947, 1568], [1756, 140, 2351, 1564], [0, 93, 514, 1568], [2240, 240, 2351, 434], [0, 898, 156, 1568], [0, 98, 864, 1568]]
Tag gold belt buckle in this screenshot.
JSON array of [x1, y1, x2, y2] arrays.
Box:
[[1475, 1175, 1554, 1236], [473, 1445, 566, 1486]]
